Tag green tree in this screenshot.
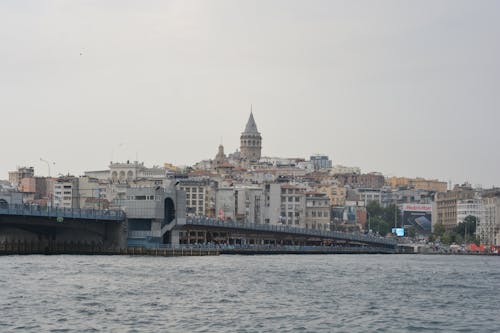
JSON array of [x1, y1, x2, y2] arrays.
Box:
[[433, 223, 445, 237], [428, 233, 436, 242], [407, 226, 416, 238], [441, 231, 453, 245], [365, 201, 402, 234]]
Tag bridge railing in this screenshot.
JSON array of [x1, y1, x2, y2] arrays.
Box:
[[185, 217, 396, 247], [0, 204, 125, 221]]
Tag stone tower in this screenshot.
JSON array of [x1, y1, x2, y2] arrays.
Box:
[[240, 111, 262, 162]]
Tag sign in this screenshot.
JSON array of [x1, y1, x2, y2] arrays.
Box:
[[401, 204, 432, 233], [392, 228, 405, 237], [401, 204, 432, 212]]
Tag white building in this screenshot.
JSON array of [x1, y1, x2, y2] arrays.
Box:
[[456, 198, 483, 225], [280, 185, 306, 227], [357, 188, 382, 206], [53, 176, 79, 208], [330, 165, 361, 175], [480, 196, 500, 245]]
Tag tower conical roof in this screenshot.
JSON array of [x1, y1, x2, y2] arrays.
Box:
[[244, 112, 259, 134]]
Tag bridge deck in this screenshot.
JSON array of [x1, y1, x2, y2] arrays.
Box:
[[184, 217, 396, 247], [0, 204, 125, 222]]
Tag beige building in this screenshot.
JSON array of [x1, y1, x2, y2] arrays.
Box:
[[388, 177, 447, 192], [8, 166, 34, 189], [433, 185, 474, 231], [305, 192, 331, 230], [316, 183, 346, 207], [178, 179, 211, 217]]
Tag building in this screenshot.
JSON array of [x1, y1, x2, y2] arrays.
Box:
[[330, 165, 361, 175], [77, 176, 109, 209], [8, 166, 34, 189], [109, 161, 165, 184], [433, 184, 474, 231], [53, 176, 80, 208], [240, 112, 262, 163], [213, 144, 228, 169], [480, 195, 500, 245], [280, 184, 306, 227], [456, 198, 483, 225], [356, 188, 382, 206], [334, 172, 385, 189], [387, 177, 447, 192], [305, 192, 331, 230], [310, 155, 332, 170], [178, 178, 211, 217], [0, 181, 23, 207], [381, 188, 434, 207], [317, 183, 347, 207]]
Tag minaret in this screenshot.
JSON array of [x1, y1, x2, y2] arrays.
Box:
[[240, 108, 262, 163]]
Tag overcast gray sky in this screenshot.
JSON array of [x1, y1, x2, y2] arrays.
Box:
[[1, 0, 499, 187]]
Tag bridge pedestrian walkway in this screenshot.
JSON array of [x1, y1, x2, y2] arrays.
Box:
[[184, 217, 396, 248], [0, 204, 125, 222]]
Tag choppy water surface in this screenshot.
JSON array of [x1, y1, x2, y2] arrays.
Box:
[[0, 254, 499, 333]]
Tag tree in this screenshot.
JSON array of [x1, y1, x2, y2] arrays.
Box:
[[365, 201, 402, 234], [433, 223, 445, 237], [407, 226, 416, 238], [441, 231, 453, 245]]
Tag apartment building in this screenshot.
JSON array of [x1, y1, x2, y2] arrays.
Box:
[[305, 192, 331, 230], [433, 184, 474, 231]]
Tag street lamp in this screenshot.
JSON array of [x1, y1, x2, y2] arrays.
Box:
[[40, 158, 55, 207], [40, 158, 55, 177]]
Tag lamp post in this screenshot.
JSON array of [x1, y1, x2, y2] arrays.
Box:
[[40, 158, 55, 207], [40, 158, 55, 177], [368, 211, 371, 234]]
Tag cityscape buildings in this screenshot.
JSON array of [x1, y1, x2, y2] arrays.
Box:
[[3, 112, 500, 246]]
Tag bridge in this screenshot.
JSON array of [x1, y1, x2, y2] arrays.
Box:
[[1, 203, 397, 254], [0, 204, 126, 253], [180, 217, 396, 249]]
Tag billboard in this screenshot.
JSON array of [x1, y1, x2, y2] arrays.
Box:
[[400, 204, 432, 234], [392, 228, 405, 237]]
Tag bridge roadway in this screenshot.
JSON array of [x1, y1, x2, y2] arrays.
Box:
[[0, 204, 126, 251], [0, 204, 125, 221], [180, 217, 397, 249]]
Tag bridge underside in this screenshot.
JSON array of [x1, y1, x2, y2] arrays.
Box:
[[0, 215, 125, 249], [166, 225, 395, 250]]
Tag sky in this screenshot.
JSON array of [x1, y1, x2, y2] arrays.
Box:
[[1, 0, 499, 187]]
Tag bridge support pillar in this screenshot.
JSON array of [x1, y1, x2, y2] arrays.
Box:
[[170, 229, 180, 245]]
